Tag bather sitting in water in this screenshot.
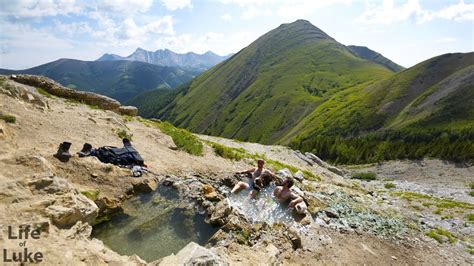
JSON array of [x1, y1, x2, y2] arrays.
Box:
[[232, 159, 280, 197], [273, 177, 308, 214]]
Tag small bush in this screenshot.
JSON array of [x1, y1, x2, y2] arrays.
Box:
[[36, 87, 54, 98], [211, 142, 245, 160], [466, 213, 474, 223], [81, 190, 100, 201], [150, 121, 203, 156], [351, 172, 376, 181], [384, 182, 396, 189], [116, 129, 133, 141], [469, 191, 474, 197], [0, 112, 16, 123], [469, 182, 474, 190], [426, 228, 456, 244]]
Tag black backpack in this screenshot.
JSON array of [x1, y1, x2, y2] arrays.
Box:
[[95, 145, 144, 167]]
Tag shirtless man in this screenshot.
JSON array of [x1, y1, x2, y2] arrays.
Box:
[[273, 177, 308, 214], [231, 159, 278, 196]]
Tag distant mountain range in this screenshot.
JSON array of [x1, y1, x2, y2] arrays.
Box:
[[0, 48, 231, 103], [96, 48, 233, 71], [129, 19, 473, 163], [0, 59, 200, 102]]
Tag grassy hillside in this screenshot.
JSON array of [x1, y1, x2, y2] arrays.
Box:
[[347, 45, 405, 72], [153, 20, 395, 143], [0, 59, 199, 102], [288, 53, 474, 163]]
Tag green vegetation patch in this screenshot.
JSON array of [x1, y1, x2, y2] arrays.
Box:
[[384, 182, 396, 189], [122, 115, 135, 122], [466, 213, 474, 223], [426, 227, 456, 244], [81, 190, 100, 201], [36, 87, 54, 98], [116, 129, 133, 141], [351, 172, 377, 181], [0, 112, 16, 123], [393, 191, 474, 211], [140, 119, 203, 156], [469, 182, 474, 190], [209, 142, 246, 161]]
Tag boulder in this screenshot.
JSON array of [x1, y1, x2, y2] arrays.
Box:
[[276, 168, 293, 179], [132, 177, 158, 193], [294, 150, 314, 166], [304, 152, 325, 167], [9, 75, 141, 116], [95, 196, 123, 218], [304, 194, 326, 215], [326, 165, 345, 176], [207, 198, 232, 226], [153, 242, 225, 265], [294, 170, 304, 181], [118, 106, 138, 116], [46, 192, 99, 227], [202, 184, 221, 202], [0, 80, 49, 108], [324, 208, 339, 219]]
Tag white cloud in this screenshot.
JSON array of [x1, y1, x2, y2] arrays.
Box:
[[241, 6, 272, 20], [419, 0, 474, 23], [219, 0, 273, 20], [0, 0, 83, 18], [435, 37, 457, 43], [54, 20, 92, 36], [0, 21, 76, 69], [355, 0, 424, 25], [97, 0, 154, 14], [221, 13, 232, 21], [276, 0, 352, 19], [153, 31, 259, 55], [220, 0, 352, 20], [160, 0, 192, 11], [146, 16, 174, 35], [356, 0, 474, 25]]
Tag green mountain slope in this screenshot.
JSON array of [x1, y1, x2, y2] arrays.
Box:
[[153, 20, 396, 143], [288, 52, 474, 163], [0, 59, 199, 102], [347, 45, 405, 72]]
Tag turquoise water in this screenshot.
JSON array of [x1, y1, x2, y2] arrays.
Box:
[[228, 184, 299, 225], [92, 186, 218, 262]]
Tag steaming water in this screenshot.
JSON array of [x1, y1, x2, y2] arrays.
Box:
[[92, 186, 218, 262], [228, 184, 299, 225]]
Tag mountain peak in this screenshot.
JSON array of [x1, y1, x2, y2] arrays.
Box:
[[272, 19, 334, 42]]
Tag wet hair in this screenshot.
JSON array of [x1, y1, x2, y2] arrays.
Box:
[[257, 159, 265, 164], [284, 177, 294, 188]]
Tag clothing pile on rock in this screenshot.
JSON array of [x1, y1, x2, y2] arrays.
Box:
[[54, 138, 147, 176]]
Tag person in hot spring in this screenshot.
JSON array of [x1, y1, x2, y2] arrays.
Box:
[[273, 177, 308, 214], [232, 159, 280, 198]]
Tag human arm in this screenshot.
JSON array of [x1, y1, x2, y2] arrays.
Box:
[[288, 194, 304, 208], [236, 167, 255, 175], [266, 170, 282, 185]]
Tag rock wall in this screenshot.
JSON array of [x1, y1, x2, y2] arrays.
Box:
[[8, 74, 138, 116]]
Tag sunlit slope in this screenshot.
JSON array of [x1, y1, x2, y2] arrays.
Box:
[[156, 20, 394, 143], [287, 52, 474, 144]]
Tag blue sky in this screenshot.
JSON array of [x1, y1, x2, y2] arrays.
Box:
[[0, 0, 473, 69]]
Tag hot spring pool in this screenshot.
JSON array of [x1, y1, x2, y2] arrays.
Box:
[[92, 186, 218, 262]]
